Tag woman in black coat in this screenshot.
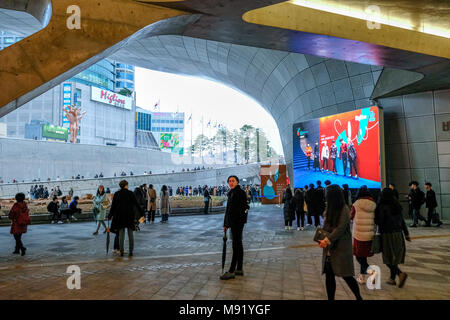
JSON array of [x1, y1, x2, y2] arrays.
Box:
[[107, 180, 144, 257], [282, 187, 295, 230], [293, 189, 305, 230], [375, 188, 411, 287]]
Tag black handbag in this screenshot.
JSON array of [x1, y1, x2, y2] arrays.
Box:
[[313, 228, 330, 243], [371, 225, 382, 254], [432, 211, 440, 224]]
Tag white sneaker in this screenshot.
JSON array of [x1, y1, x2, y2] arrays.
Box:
[[57, 221, 63, 224], [285, 226, 288, 230], [300, 227, 304, 231], [297, 227, 300, 231], [355, 175, 358, 178], [51, 221, 55, 224], [289, 226, 292, 230], [72, 216, 78, 221]]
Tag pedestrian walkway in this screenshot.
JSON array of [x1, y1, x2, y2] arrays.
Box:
[[0, 205, 448, 300]]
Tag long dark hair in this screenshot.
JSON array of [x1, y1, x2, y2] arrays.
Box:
[[161, 185, 168, 195], [356, 185, 371, 200], [284, 187, 292, 200], [294, 188, 304, 201], [377, 188, 402, 215], [324, 185, 345, 229]]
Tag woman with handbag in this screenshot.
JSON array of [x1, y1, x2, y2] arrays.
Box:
[[375, 188, 410, 287], [317, 185, 362, 300], [9, 193, 31, 256], [147, 184, 157, 223], [160, 185, 171, 223], [92, 185, 108, 235], [350, 186, 376, 284]]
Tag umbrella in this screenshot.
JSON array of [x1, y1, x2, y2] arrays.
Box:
[[221, 229, 228, 274], [106, 218, 111, 254]]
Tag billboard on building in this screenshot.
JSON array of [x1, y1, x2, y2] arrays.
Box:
[[62, 83, 72, 127], [260, 164, 287, 204], [160, 133, 183, 154], [91, 86, 132, 110], [292, 106, 384, 189], [42, 124, 68, 141]]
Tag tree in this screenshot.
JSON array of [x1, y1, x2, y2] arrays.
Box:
[[118, 88, 132, 97]]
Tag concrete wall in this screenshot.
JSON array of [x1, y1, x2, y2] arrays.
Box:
[[0, 163, 260, 199], [379, 88, 450, 219], [0, 137, 241, 183]]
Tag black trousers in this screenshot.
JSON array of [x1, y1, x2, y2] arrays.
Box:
[[341, 153, 348, 176], [148, 208, 155, 222], [61, 209, 72, 220], [113, 233, 120, 251], [50, 210, 61, 221], [284, 220, 292, 227], [322, 158, 328, 170], [204, 201, 209, 214], [355, 256, 369, 274], [307, 156, 311, 169], [296, 209, 305, 228], [331, 158, 337, 173], [14, 234, 24, 251], [349, 157, 358, 176], [306, 208, 313, 225], [426, 208, 440, 225], [229, 225, 244, 273], [310, 210, 320, 227], [386, 264, 402, 280], [324, 257, 362, 300]]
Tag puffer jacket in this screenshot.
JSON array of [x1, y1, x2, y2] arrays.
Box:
[[351, 197, 376, 241]]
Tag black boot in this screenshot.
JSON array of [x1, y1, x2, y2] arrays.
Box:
[[13, 247, 20, 254], [20, 247, 26, 256]]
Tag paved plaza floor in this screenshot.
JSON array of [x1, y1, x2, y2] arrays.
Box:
[[0, 205, 449, 300]]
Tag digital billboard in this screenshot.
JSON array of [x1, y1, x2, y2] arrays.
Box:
[[293, 106, 384, 189], [160, 133, 184, 154], [42, 124, 68, 141]]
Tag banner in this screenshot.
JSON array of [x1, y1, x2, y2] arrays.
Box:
[[160, 133, 183, 154], [260, 164, 286, 205], [91, 86, 132, 110], [42, 124, 68, 141]]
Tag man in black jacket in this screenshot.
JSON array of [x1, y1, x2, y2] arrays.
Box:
[[220, 175, 250, 280], [107, 180, 144, 257], [48, 196, 60, 223], [408, 181, 427, 227], [424, 182, 443, 227], [203, 186, 212, 214]]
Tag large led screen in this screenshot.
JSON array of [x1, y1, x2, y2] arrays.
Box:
[[293, 107, 383, 189]]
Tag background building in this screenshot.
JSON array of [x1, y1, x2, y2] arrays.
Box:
[[115, 63, 135, 92], [150, 111, 185, 154], [135, 107, 159, 150], [0, 31, 24, 50]]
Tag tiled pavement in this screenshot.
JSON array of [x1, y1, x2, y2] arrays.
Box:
[[0, 204, 449, 300]]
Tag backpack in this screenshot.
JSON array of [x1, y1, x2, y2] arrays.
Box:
[[17, 207, 31, 226]]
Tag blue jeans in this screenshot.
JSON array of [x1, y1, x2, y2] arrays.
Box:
[[412, 208, 426, 225]]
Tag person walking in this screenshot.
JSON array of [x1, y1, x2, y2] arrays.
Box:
[[92, 185, 108, 235], [389, 183, 399, 200], [220, 175, 250, 280], [408, 181, 426, 227], [204, 186, 212, 214], [293, 188, 305, 230], [375, 188, 410, 287], [305, 184, 315, 226], [305, 143, 313, 170], [321, 142, 329, 172], [159, 185, 171, 223], [107, 180, 144, 257], [147, 184, 157, 223], [9, 193, 31, 256], [48, 196, 61, 224], [318, 185, 362, 300], [282, 186, 295, 230], [339, 138, 348, 176], [350, 186, 376, 284], [329, 140, 338, 174], [315, 181, 326, 227], [424, 182, 442, 227]]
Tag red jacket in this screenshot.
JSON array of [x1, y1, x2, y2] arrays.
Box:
[[9, 202, 29, 235], [305, 146, 313, 157], [340, 143, 348, 155]]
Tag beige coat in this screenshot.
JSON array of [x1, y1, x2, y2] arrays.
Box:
[[159, 191, 171, 214], [352, 198, 376, 241], [147, 188, 157, 211]]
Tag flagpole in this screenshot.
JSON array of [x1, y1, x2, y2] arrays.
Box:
[[201, 115, 204, 163], [190, 110, 193, 162]]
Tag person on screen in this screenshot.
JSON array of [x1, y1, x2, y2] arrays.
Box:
[[305, 144, 313, 170], [348, 141, 358, 178], [313, 142, 320, 172], [330, 140, 338, 174], [339, 138, 348, 176], [321, 142, 329, 172]]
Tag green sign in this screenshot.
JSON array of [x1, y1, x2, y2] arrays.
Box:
[[42, 124, 68, 141]]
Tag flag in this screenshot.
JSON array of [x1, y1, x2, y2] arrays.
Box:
[[154, 99, 160, 110], [188, 114, 192, 121], [207, 120, 211, 127], [213, 122, 217, 128]]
